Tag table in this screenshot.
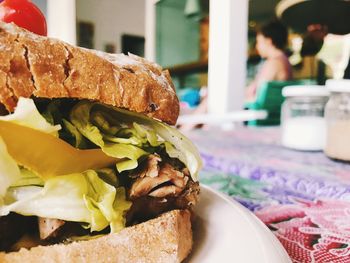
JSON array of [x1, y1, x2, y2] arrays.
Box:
[[185, 127, 350, 263]]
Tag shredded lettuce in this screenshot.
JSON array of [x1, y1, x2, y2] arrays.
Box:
[[70, 101, 149, 172], [152, 123, 202, 180], [0, 170, 131, 233], [100, 104, 202, 180], [70, 102, 105, 146], [134, 116, 202, 180], [102, 143, 147, 172], [0, 97, 61, 136], [69, 101, 202, 180]]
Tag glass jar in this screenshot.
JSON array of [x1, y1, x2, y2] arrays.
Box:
[[324, 79, 350, 161], [281, 86, 330, 151]]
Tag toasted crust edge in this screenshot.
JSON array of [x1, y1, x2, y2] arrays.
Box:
[[0, 209, 193, 263], [0, 22, 179, 125]]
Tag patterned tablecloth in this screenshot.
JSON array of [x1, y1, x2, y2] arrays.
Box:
[[184, 127, 350, 263]]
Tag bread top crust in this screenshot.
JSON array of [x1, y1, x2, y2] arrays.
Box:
[[0, 22, 179, 125]]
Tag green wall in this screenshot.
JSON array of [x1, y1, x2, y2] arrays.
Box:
[[156, 0, 200, 67]]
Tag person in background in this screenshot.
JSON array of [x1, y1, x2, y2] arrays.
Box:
[[246, 20, 293, 101], [294, 24, 328, 84], [179, 20, 292, 131]]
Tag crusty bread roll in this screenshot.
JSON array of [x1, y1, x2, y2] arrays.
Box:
[[0, 21, 179, 125], [0, 209, 193, 263]]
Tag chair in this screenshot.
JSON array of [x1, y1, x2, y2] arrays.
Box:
[[245, 79, 316, 126]]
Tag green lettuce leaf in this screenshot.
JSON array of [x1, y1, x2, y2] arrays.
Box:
[[97, 168, 119, 187], [11, 168, 44, 187], [41, 100, 90, 149], [0, 97, 61, 136], [0, 170, 131, 233], [40, 99, 62, 125], [103, 143, 147, 172], [110, 187, 132, 232], [133, 123, 161, 147], [151, 122, 202, 181], [93, 104, 202, 181], [70, 102, 148, 172], [70, 102, 105, 146], [62, 119, 88, 148], [0, 137, 21, 204], [69, 101, 202, 180]]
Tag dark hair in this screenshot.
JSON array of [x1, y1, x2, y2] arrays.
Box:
[[300, 26, 327, 56], [300, 34, 324, 56], [258, 20, 288, 50]]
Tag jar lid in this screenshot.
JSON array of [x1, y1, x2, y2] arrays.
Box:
[[326, 79, 350, 93], [282, 85, 330, 97]]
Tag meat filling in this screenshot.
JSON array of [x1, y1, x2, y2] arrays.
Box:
[[126, 154, 199, 223], [38, 217, 66, 240], [129, 155, 190, 199]]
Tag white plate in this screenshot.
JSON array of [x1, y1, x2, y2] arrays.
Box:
[[186, 185, 291, 263]]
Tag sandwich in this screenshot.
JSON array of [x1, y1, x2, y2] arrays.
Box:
[[0, 21, 202, 262]]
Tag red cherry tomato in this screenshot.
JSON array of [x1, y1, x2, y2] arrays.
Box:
[[0, 0, 47, 36]]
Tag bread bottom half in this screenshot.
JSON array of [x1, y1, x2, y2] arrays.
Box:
[[0, 209, 193, 263]]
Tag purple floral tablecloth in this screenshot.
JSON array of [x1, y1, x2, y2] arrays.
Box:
[[185, 127, 350, 263]]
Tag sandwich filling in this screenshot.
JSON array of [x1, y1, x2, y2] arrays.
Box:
[[0, 97, 201, 251]]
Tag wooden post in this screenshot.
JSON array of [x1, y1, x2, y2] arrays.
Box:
[[47, 0, 77, 45], [145, 0, 159, 62]]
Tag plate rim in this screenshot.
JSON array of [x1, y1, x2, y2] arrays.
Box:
[[189, 184, 291, 263]]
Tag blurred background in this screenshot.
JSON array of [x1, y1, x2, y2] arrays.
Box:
[[32, 0, 350, 115]]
